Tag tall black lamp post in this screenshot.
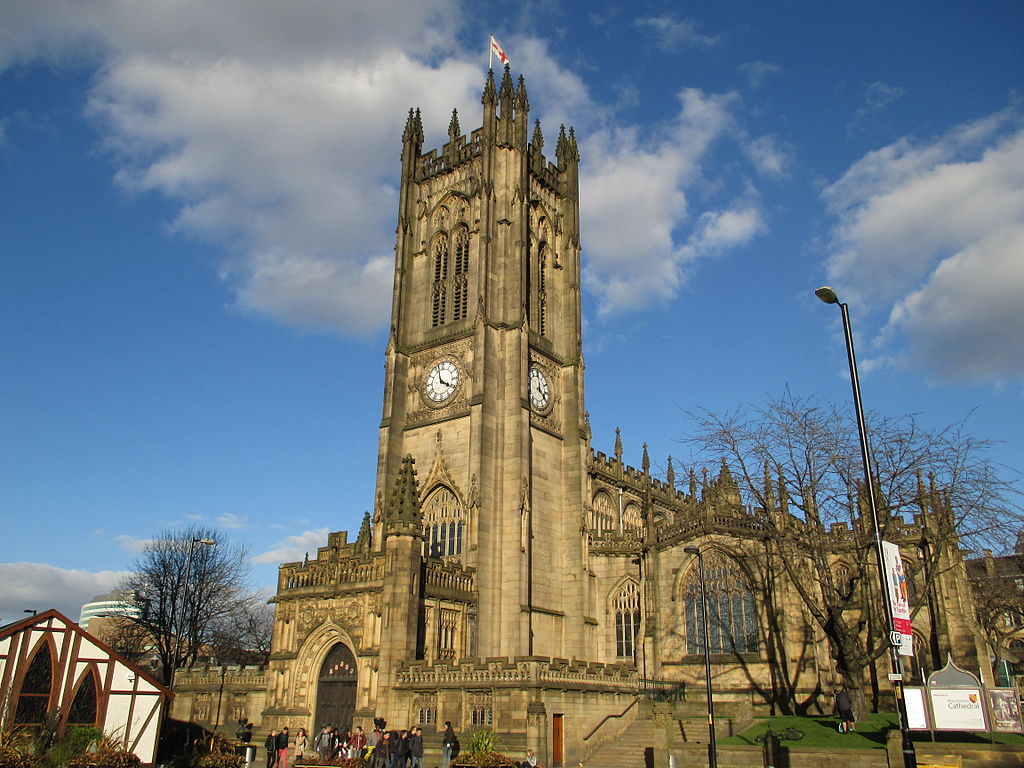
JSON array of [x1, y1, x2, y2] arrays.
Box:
[[815, 286, 917, 768], [684, 546, 717, 768], [171, 536, 215, 753]]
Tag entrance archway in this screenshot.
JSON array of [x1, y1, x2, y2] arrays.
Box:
[[314, 643, 357, 730]]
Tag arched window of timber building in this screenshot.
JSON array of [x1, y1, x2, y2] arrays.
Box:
[[66, 666, 100, 726], [613, 580, 641, 659], [683, 551, 758, 655], [422, 486, 463, 558], [591, 491, 614, 536], [14, 637, 55, 726]]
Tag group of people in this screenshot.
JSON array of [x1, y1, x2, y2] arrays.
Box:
[[257, 718, 536, 768], [313, 724, 368, 761]]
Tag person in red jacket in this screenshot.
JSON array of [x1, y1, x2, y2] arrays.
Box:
[[347, 726, 367, 759]]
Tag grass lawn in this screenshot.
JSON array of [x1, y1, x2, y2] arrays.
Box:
[[722, 714, 1024, 750]]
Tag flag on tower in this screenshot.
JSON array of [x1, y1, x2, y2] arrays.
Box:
[[490, 35, 510, 69]]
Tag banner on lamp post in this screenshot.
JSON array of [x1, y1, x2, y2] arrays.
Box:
[[882, 540, 914, 656]]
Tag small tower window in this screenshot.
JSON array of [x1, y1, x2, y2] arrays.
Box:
[[422, 486, 464, 558], [429, 217, 472, 328]]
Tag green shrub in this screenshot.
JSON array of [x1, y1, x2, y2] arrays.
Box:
[[66, 750, 141, 768], [192, 753, 244, 768], [0, 745, 35, 768]]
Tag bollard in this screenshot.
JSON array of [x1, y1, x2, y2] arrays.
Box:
[[761, 729, 781, 768]]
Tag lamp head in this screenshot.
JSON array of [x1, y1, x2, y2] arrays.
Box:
[[815, 286, 839, 305], [196, 538, 216, 546], [683, 546, 701, 556]]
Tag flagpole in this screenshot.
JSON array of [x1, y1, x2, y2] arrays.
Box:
[[488, 36, 493, 71]]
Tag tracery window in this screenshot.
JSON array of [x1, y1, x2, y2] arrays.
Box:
[[683, 551, 758, 655], [438, 608, 459, 660], [414, 693, 437, 725], [613, 580, 641, 660], [591, 492, 614, 536], [468, 691, 493, 727], [622, 504, 643, 536], [430, 216, 471, 327], [536, 242, 548, 336], [14, 639, 54, 726], [422, 487, 464, 558]]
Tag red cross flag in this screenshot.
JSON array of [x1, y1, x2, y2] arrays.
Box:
[[490, 35, 510, 68]]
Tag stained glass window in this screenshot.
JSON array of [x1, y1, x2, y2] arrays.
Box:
[[14, 641, 54, 726]]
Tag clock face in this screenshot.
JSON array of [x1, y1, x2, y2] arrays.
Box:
[[529, 367, 551, 411], [425, 360, 460, 403]]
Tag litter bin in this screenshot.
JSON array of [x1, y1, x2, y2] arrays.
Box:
[[761, 729, 781, 768]]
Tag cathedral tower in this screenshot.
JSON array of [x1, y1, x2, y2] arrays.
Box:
[[373, 66, 589, 661]]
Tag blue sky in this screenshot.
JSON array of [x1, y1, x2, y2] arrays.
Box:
[[2, 0, 1023, 623]]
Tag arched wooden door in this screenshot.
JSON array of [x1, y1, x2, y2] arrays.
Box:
[[314, 643, 357, 730]]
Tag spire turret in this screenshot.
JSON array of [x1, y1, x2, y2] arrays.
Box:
[[449, 108, 461, 143], [666, 456, 675, 489], [386, 454, 421, 528], [531, 119, 544, 153], [482, 68, 497, 105], [641, 443, 650, 475], [515, 74, 530, 113], [499, 64, 515, 118]]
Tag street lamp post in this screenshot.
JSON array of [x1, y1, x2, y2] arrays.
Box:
[[170, 536, 215, 753], [815, 286, 917, 768], [684, 546, 717, 768]]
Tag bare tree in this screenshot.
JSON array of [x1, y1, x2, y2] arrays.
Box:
[[113, 526, 261, 685], [209, 593, 275, 665], [686, 391, 1021, 716]]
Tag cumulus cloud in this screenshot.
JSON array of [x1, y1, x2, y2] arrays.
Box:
[[738, 61, 780, 90], [252, 528, 330, 564], [114, 534, 152, 553], [822, 108, 1024, 383], [580, 88, 765, 315], [0, 562, 128, 624], [634, 16, 719, 51], [2, 1, 765, 334]]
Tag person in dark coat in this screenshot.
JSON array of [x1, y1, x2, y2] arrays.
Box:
[[835, 688, 855, 733], [440, 722, 456, 768], [276, 727, 290, 768], [264, 730, 279, 768], [406, 727, 423, 768]]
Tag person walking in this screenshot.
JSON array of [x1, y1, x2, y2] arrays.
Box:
[[276, 727, 290, 768], [406, 727, 423, 768], [314, 726, 333, 760], [294, 728, 308, 761], [835, 688, 855, 733], [440, 722, 456, 768], [264, 730, 279, 768]]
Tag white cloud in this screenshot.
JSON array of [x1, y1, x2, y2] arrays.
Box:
[[216, 512, 248, 530], [252, 528, 330, 564], [0, 562, 128, 624], [634, 16, 718, 51], [738, 61, 780, 90], [822, 109, 1024, 383], [580, 89, 764, 315], [2, 1, 766, 334], [115, 534, 151, 553]]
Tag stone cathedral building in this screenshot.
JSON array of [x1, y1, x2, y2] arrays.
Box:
[[175, 68, 985, 766]]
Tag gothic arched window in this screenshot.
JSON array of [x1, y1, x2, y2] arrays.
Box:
[[14, 638, 55, 726], [66, 666, 100, 726], [683, 551, 758, 655], [591, 492, 614, 536], [613, 580, 641, 660], [431, 233, 449, 327], [452, 227, 470, 321], [422, 486, 464, 558], [429, 210, 472, 328], [622, 503, 643, 536], [536, 242, 548, 336]]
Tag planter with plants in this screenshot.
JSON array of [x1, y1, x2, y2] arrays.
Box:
[[450, 729, 515, 768]]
